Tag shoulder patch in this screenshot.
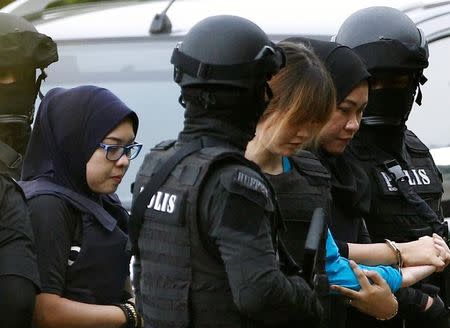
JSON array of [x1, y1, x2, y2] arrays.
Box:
[[220, 168, 274, 212], [234, 170, 270, 198]]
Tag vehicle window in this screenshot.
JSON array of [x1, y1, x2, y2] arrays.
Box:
[[408, 35, 450, 149], [408, 35, 450, 205], [39, 38, 184, 206]]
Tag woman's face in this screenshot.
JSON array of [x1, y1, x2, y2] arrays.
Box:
[[255, 111, 314, 156], [86, 119, 135, 194], [319, 81, 368, 155]]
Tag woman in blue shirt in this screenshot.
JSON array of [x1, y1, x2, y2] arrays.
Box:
[[246, 41, 445, 325]]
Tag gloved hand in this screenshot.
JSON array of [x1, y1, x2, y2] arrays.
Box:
[[421, 295, 449, 328]]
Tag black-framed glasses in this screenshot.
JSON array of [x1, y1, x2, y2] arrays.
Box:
[[98, 142, 143, 161]]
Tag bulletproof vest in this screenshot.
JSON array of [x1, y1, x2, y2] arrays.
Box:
[[266, 151, 331, 267], [266, 151, 342, 327], [348, 129, 444, 243], [19, 178, 130, 304], [320, 154, 372, 245], [133, 140, 271, 328], [0, 140, 22, 178]]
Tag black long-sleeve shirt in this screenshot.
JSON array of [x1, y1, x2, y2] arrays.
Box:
[[0, 175, 39, 328], [198, 164, 324, 326]]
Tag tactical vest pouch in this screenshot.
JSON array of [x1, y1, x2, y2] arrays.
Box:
[[405, 130, 430, 156]]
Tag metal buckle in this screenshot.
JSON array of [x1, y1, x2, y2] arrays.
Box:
[[383, 160, 407, 182]]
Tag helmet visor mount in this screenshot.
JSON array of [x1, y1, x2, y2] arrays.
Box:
[[171, 42, 285, 87]]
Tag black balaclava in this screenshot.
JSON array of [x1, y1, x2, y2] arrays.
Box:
[[356, 71, 420, 158], [288, 37, 372, 214], [178, 83, 268, 149], [21, 86, 138, 198], [0, 68, 37, 123], [362, 73, 418, 126], [0, 20, 58, 176], [0, 68, 36, 166]]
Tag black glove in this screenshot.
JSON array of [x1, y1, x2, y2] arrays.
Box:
[[403, 295, 450, 328], [421, 295, 450, 327], [396, 287, 429, 318]]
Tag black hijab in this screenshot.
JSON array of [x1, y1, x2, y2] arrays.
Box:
[[286, 37, 372, 216], [285, 37, 370, 104], [21, 85, 138, 197]]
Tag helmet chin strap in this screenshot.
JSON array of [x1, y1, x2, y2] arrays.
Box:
[[415, 73, 428, 106], [36, 69, 48, 101]]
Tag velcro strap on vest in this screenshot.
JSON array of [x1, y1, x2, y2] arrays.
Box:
[[0, 141, 22, 170]]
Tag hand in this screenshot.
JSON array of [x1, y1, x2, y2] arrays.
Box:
[[433, 233, 450, 271], [330, 260, 398, 320], [399, 236, 445, 268]]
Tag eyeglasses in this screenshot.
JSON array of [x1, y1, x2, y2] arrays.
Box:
[[98, 142, 143, 161]]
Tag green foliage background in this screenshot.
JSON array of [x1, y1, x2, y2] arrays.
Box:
[[0, 0, 13, 7]]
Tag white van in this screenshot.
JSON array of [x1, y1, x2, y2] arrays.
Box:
[[3, 0, 450, 209]]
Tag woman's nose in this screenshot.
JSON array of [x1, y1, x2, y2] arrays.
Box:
[[345, 114, 360, 132], [115, 153, 130, 167]]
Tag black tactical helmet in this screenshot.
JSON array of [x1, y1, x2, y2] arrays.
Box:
[[0, 12, 58, 124], [0, 13, 58, 73], [170, 15, 285, 89], [334, 6, 428, 73]]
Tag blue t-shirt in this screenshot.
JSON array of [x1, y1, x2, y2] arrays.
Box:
[[281, 157, 402, 292], [325, 230, 402, 292]]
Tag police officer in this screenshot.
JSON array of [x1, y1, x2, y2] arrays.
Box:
[[131, 15, 324, 328], [0, 12, 58, 178], [335, 6, 449, 327], [0, 12, 57, 328]]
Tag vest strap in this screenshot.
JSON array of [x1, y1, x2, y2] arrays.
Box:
[[383, 159, 448, 239], [0, 141, 22, 170], [130, 138, 207, 255]]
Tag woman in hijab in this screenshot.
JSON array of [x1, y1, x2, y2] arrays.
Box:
[[285, 37, 450, 326], [20, 85, 143, 328], [245, 41, 448, 326]]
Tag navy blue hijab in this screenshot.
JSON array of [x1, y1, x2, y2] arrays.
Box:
[[21, 85, 138, 197]]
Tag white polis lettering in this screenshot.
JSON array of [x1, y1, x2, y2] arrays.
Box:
[[411, 169, 422, 186], [381, 171, 397, 192], [403, 171, 415, 185], [403, 168, 431, 186], [382, 169, 431, 191], [147, 191, 178, 214], [418, 169, 431, 185]]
